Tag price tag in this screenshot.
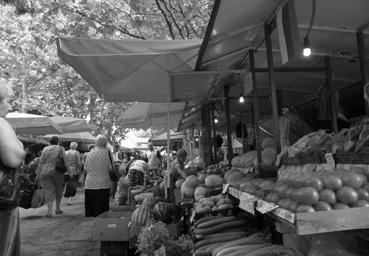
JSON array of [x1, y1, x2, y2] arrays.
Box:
[[272, 208, 295, 224], [256, 200, 279, 214], [238, 192, 257, 214], [222, 184, 230, 194], [325, 153, 335, 171]]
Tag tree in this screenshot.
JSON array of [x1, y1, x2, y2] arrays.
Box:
[[0, 0, 212, 143]]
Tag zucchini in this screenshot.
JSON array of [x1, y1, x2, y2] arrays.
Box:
[[195, 229, 245, 240], [195, 234, 244, 249], [197, 215, 238, 229], [194, 215, 221, 227], [245, 245, 294, 256], [212, 233, 267, 256], [223, 244, 273, 256], [195, 220, 246, 235]]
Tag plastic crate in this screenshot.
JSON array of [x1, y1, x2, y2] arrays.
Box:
[[100, 241, 129, 256]]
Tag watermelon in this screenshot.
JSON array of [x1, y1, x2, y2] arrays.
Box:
[[131, 205, 154, 226], [153, 202, 171, 223], [142, 197, 155, 208]]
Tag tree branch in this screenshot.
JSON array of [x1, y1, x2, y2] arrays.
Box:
[[155, 0, 176, 39], [53, 0, 145, 39], [160, 0, 185, 39], [177, 1, 193, 38]]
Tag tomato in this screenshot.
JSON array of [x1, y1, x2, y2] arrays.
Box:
[[357, 188, 369, 201], [285, 188, 296, 200], [322, 175, 343, 190], [265, 192, 280, 203], [341, 172, 366, 189], [278, 198, 293, 210], [333, 203, 350, 210], [288, 201, 298, 212], [274, 183, 289, 198], [305, 177, 323, 191], [295, 205, 315, 213], [336, 186, 359, 204], [351, 200, 369, 208], [295, 187, 319, 205], [314, 201, 332, 211], [319, 189, 337, 205], [350, 166, 369, 178]]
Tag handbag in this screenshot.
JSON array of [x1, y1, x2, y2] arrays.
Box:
[[107, 151, 119, 181], [31, 185, 46, 208], [55, 147, 68, 173], [64, 181, 77, 197], [19, 183, 36, 209], [0, 160, 19, 207]]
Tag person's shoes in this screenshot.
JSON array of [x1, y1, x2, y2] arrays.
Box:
[[46, 213, 52, 218], [55, 209, 63, 214], [67, 202, 72, 205]]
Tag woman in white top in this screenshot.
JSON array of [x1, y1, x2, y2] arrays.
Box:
[[83, 135, 112, 217], [64, 142, 81, 205], [0, 78, 26, 256]]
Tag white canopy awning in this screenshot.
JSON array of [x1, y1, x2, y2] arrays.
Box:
[[57, 38, 219, 103]]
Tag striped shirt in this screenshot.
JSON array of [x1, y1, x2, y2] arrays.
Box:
[[65, 149, 81, 176], [84, 147, 112, 189]]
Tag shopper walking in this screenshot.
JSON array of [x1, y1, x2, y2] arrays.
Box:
[[110, 144, 121, 198], [0, 78, 26, 256], [64, 142, 81, 205], [37, 136, 70, 218], [147, 142, 161, 179], [83, 135, 112, 217]]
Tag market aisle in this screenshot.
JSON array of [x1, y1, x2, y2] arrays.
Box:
[[19, 189, 100, 256]]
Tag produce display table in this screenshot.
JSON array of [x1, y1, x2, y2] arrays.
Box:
[[226, 185, 369, 235]]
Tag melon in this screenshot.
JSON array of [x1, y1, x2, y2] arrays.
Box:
[[261, 137, 275, 149], [175, 179, 184, 189], [153, 202, 171, 223], [142, 197, 155, 208], [131, 205, 154, 226], [226, 171, 245, 183], [194, 186, 207, 201], [180, 184, 195, 198], [205, 175, 224, 188], [224, 169, 241, 180], [185, 175, 200, 187]]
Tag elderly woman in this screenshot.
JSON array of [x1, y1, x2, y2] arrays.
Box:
[[64, 142, 81, 205], [84, 135, 112, 217], [0, 78, 25, 256], [37, 136, 71, 217]]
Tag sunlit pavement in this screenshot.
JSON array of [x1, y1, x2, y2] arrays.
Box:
[[19, 188, 101, 256]]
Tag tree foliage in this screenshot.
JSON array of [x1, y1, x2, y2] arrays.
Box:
[[0, 0, 212, 143]]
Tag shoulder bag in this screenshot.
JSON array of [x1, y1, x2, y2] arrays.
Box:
[[0, 161, 19, 208], [55, 147, 68, 173], [107, 151, 119, 181]]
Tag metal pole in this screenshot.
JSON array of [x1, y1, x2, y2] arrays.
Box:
[[249, 49, 262, 166], [211, 103, 217, 161], [357, 31, 369, 115], [325, 56, 338, 133], [264, 22, 281, 153], [224, 84, 233, 162]]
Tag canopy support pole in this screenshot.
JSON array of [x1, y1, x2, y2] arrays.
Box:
[[211, 103, 217, 161], [325, 56, 338, 133], [264, 22, 281, 154], [249, 49, 262, 166], [357, 31, 369, 115], [224, 84, 233, 162]]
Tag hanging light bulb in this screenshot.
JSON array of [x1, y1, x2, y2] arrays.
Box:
[[214, 118, 219, 124], [303, 37, 311, 57], [239, 96, 245, 103]]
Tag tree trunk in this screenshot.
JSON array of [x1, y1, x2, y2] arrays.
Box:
[[200, 104, 214, 166]]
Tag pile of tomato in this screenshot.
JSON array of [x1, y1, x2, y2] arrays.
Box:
[[265, 167, 369, 213]]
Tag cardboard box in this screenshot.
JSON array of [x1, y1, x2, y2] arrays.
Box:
[[93, 211, 132, 241]]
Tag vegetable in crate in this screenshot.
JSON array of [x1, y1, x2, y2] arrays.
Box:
[[131, 205, 154, 226], [153, 202, 171, 223]]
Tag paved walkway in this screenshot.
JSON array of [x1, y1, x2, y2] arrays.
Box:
[[19, 189, 100, 256]]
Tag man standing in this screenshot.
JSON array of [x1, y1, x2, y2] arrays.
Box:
[[147, 142, 161, 179], [111, 144, 122, 198]]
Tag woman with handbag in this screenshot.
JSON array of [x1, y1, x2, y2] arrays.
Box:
[[0, 78, 26, 256], [36, 136, 71, 218], [64, 142, 81, 205], [83, 135, 112, 217]]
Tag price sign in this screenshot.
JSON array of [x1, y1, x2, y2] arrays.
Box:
[[222, 184, 230, 194], [325, 153, 335, 172], [229, 187, 239, 198], [256, 200, 279, 214], [238, 192, 257, 214], [272, 208, 295, 224]]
